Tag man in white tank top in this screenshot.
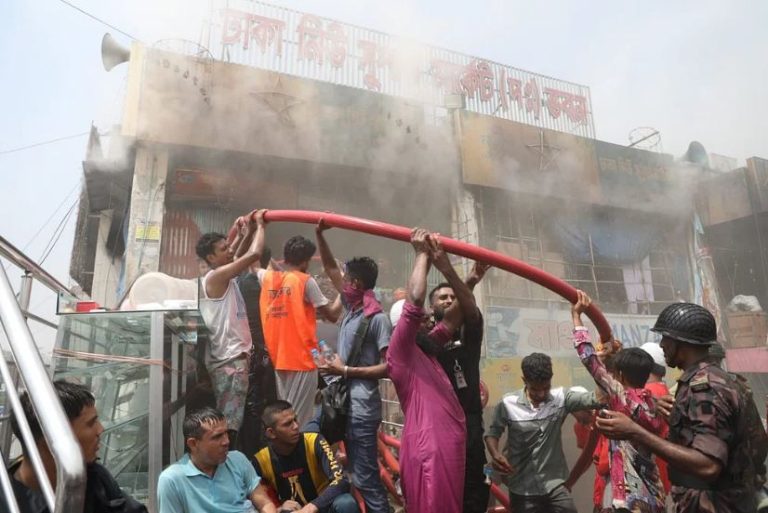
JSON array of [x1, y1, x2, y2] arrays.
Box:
[[196, 209, 267, 445]]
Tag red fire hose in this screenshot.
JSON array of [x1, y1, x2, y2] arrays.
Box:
[[245, 209, 612, 341]]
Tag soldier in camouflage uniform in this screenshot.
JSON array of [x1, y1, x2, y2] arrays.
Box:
[[708, 342, 768, 508], [596, 302, 768, 513]]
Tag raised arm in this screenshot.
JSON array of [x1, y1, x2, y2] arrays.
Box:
[[315, 220, 344, 294], [386, 228, 433, 368], [229, 216, 246, 257], [408, 228, 432, 307], [205, 210, 267, 298], [236, 214, 263, 259], [428, 235, 480, 324], [571, 290, 624, 398], [466, 261, 490, 292]]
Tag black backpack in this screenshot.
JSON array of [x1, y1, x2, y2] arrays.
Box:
[[319, 316, 371, 444]]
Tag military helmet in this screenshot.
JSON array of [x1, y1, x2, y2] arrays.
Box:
[[650, 303, 717, 345]]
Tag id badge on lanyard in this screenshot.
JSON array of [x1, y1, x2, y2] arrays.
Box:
[[453, 359, 468, 389]]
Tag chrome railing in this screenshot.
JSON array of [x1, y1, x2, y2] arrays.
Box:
[[0, 236, 85, 512]]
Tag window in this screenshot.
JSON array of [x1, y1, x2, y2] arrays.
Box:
[[477, 188, 691, 315]]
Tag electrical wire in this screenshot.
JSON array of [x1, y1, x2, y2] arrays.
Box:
[[22, 182, 81, 252], [55, 0, 140, 42], [39, 200, 78, 266], [0, 132, 89, 156]]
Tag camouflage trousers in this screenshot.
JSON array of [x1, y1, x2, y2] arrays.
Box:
[[209, 354, 249, 431]]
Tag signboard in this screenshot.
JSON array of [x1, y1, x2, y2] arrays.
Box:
[[460, 111, 600, 200], [595, 141, 685, 214], [135, 222, 161, 241], [123, 47, 440, 172], [206, 0, 594, 138], [485, 305, 660, 358], [698, 170, 752, 226]]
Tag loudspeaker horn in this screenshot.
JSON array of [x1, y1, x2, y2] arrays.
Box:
[[101, 33, 130, 71]]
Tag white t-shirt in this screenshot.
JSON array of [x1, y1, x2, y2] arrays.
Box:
[[200, 272, 253, 367]]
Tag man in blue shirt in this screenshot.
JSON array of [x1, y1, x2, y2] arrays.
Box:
[[315, 222, 391, 513], [157, 407, 277, 513]]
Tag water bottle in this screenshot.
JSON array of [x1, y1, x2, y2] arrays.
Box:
[[310, 348, 325, 367], [319, 339, 334, 363], [483, 464, 493, 485], [313, 345, 341, 385]]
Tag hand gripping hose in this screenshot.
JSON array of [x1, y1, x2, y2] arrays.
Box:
[[233, 209, 612, 342]]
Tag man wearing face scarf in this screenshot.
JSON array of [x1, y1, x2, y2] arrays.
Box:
[[315, 221, 392, 513]]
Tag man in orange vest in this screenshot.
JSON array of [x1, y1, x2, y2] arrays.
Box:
[[259, 235, 342, 429]]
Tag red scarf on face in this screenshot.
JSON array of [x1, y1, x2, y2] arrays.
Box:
[[342, 284, 382, 317]]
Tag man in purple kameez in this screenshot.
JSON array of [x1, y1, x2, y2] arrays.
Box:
[[386, 228, 466, 513]]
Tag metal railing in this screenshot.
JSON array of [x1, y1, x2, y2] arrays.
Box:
[[0, 235, 86, 512]]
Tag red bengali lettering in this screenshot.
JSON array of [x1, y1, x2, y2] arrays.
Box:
[[460, 60, 494, 101], [429, 59, 464, 94], [508, 77, 523, 105], [497, 70, 509, 111], [325, 22, 347, 68], [249, 14, 285, 56], [296, 15, 348, 68], [296, 14, 326, 64], [524, 78, 541, 120], [220, 9, 284, 55], [544, 88, 588, 124], [358, 40, 381, 91]]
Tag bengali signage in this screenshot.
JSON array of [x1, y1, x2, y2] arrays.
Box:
[[207, 0, 595, 137], [460, 111, 600, 200], [485, 305, 660, 358]]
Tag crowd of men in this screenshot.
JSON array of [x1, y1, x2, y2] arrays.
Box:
[[3, 209, 768, 513]]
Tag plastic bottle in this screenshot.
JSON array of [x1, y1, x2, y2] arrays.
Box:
[[319, 339, 335, 363], [312, 346, 341, 385], [483, 464, 493, 485], [310, 348, 325, 367]]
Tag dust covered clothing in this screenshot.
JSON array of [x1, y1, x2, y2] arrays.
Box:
[[199, 272, 253, 431], [668, 359, 763, 513]]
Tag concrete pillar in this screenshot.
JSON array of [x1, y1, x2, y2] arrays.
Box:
[[452, 188, 485, 314], [123, 146, 169, 292], [90, 210, 123, 308]]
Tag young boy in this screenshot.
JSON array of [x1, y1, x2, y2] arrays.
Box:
[[571, 290, 665, 513]]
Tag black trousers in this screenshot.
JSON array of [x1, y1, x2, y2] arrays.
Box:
[[238, 346, 277, 457], [463, 412, 491, 513]]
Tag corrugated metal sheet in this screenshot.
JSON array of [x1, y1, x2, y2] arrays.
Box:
[[205, 0, 595, 138], [160, 207, 236, 278]]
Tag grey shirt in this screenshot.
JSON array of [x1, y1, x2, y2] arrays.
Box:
[[337, 301, 391, 421], [487, 386, 599, 496]]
